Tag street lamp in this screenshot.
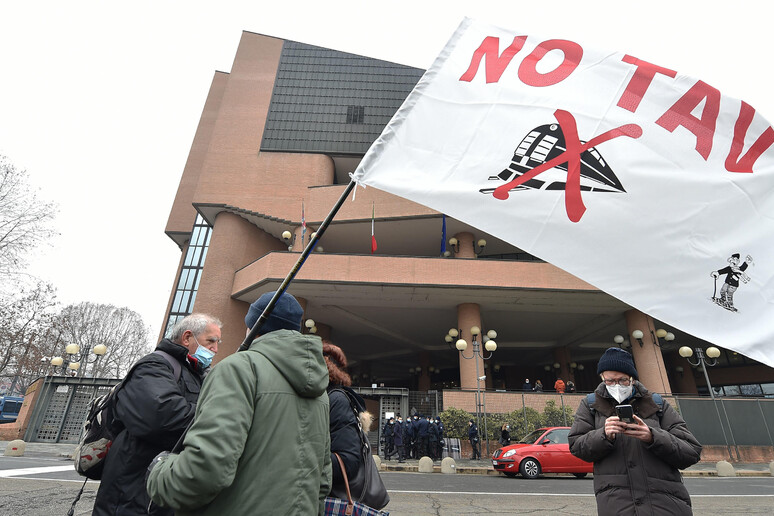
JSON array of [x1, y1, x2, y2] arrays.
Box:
[[679, 345, 736, 459], [48, 343, 108, 377], [452, 326, 497, 456], [630, 328, 675, 348], [282, 230, 294, 250]]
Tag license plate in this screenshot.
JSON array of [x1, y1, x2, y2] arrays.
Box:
[[492, 460, 498, 465]]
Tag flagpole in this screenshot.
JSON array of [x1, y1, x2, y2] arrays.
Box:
[[238, 180, 356, 352]]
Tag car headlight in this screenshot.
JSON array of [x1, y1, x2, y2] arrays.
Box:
[[502, 449, 517, 458]]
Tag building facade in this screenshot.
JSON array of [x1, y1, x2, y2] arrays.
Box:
[[161, 31, 774, 398]]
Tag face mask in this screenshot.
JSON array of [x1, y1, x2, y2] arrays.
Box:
[[606, 384, 633, 403], [192, 337, 216, 368]]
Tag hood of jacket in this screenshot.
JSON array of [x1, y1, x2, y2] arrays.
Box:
[[248, 329, 328, 398]]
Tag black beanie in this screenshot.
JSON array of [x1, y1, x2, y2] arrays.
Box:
[[245, 291, 303, 334], [597, 347, 638, 379]]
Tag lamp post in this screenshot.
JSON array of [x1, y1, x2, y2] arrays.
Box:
[[678, 345, 737, 460], [47, 343, 108, 377], [450, 326, 497, 456]]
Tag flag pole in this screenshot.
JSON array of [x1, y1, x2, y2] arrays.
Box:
[[238, 180, 357, 351]]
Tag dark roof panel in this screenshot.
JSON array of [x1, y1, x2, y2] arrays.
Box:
[[261, 40, 425, 155]]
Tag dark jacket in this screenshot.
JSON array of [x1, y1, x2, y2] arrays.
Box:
[[146, 330, 331, 516], [329, 386, 365, 491], [568, 382, 702, 516], [416, 417, 430, 438], [468, 423, 479, 441], [393, 421, 404, 446], [93, 339, 204, 516], [428, 422, 439, 442], [402, 420, 413, 443]]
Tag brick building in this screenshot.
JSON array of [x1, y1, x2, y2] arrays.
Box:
[[160, 31, 774, 400]]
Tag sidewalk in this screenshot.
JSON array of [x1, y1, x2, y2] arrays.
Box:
[[3, 441, 772, 477], [378, 457, 773, 477]]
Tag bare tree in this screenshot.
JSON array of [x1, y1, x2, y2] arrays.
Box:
[[51, 302, 153, 378], [0, 282, 59, 395], [0, 155, 57, 281]]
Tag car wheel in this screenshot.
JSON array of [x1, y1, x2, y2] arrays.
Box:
[[572, 473, 588, 478], [519, 458, 541, 479], [503, 472, 517, 478]]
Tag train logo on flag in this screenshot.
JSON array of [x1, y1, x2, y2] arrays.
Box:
[[480, 121, 627, 196]]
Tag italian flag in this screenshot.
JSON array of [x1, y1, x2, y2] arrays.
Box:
[[371, 202, 377, 254]]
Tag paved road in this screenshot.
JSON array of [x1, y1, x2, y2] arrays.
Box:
[[1, 456, 774, 515]]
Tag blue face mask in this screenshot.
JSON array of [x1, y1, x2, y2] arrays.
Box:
[[192, 337, 216, 368]]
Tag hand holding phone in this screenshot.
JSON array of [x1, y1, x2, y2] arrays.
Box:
[[615, 404, 634, 424]]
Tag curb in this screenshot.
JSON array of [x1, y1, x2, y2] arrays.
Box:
[[381, 462, 772, 477]]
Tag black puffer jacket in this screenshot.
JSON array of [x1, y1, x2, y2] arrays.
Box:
[[568, 382, 702, 516], [328, 386, 365, 490], [93, 339, 205, 516]]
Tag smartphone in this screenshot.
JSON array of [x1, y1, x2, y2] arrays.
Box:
[[615, 404, 634, 424]]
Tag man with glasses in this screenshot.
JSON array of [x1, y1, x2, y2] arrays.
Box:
[[568, 347, 701, 515]]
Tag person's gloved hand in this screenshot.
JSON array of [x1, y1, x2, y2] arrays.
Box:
[[145, 451, 171, 484]]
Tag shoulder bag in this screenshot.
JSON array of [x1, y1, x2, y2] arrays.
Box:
[[329, 388, 390, 510], [324, 453, 389, 516]]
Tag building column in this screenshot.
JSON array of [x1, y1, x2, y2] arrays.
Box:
[[625, 309, 673, 394], [418, 352, 431, 391], [552, 347, 573, 386], [452, 232, 475, 259], [672, 362, 699, 394], [291, 225, 312, 252], [457, 303, 483, 391]]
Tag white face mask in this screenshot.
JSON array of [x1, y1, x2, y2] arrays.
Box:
[[606, 384, 633, 403]]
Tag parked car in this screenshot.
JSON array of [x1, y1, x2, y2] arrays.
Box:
[[0, 395, 24, 423], [491, 426, 592, 479]]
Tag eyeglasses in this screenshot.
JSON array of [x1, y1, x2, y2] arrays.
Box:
[[602, 377, 631, 386], [205, 337, 222, 345]]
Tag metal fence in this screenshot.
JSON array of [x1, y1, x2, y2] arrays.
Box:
[[24, 375, 119, 443], [675, 396, 774, 459]]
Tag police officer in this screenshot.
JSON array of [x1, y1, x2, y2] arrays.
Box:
[[468, 420, 481, 460], [428, 416, 439, 460], [435, 416, 445, 459], [394, 416, 406, 463], [382, 417, 395, 460]]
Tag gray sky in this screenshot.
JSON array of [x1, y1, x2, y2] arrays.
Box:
[[2, 0, 771, 341]]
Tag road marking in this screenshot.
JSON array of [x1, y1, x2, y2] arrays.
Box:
[[391, 490, 595, 496], [0, 465, 74, 477], [390, 490, 774, 498]]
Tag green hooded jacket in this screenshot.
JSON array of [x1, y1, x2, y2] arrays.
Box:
[[147, 330, 332, 515]]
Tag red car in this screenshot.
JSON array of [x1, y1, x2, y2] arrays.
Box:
[[491, 426, 593, 479]]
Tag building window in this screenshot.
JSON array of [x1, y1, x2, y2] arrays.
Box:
[[164, 214, 211, 336], [346, 105, 365, 124]]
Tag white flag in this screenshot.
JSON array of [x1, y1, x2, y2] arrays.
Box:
[[353, 18, 774, 368]]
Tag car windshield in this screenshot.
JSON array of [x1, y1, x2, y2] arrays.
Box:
[[518, 429, 546, 444]]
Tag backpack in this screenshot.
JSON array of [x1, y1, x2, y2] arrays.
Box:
[[73, 350, 182, 479], [586, 392, 664, 416]]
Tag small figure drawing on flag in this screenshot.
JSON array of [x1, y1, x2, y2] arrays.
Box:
[[711, 253, 754, 312]]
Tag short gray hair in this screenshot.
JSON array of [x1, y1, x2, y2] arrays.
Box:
[[169, 313, 223, 342]]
